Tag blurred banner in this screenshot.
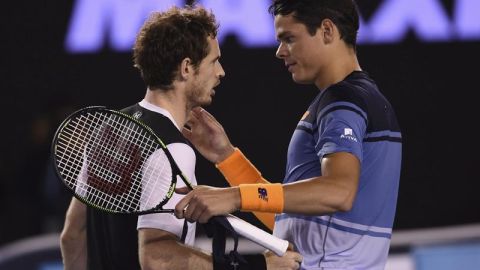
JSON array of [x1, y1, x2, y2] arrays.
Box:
[[65, 0, 480, 53]]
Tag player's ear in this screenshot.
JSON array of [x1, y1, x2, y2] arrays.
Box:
[[321, 19, 335, 44], [179, 57, 193, 80]]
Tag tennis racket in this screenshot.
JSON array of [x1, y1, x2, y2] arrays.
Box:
[[51, 106, 288, 256]]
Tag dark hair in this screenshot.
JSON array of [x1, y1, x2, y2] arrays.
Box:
[[269, 0, 359, 48], [133, 6, 219, 90]]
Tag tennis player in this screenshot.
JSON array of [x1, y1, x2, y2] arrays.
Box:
[[175, 1, 402, 269], [60, 5, 302, 270]]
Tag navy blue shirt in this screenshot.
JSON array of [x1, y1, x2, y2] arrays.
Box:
[[274, 71, 402, 269]]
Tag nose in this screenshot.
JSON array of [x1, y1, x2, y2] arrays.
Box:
[[275, 42, 287, 59], [218, 62, 225, 78]]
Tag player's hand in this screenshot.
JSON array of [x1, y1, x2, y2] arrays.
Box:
[[174, 186, 241, 223], [265, 250, 302, 270], [182, 107, 235, 163]]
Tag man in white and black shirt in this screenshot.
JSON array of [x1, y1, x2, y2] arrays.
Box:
[[59, 5, 302, 270]]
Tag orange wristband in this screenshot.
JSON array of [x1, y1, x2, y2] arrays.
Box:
[[239, 183, 284, 213], [216, 148, 266, 186], [217, 148, 276, 230]]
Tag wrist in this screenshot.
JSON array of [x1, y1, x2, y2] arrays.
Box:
[[215, 148, 263, 186], [232, 186, 241, 211], [238, 183, 284, 213], [215, 144, 235, 163]]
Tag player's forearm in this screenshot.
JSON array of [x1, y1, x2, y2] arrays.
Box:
[[234, 151, 359, 215], [237, 177, 356, 216], [60, 224, 87, 270], [216, 148, 270, 186], [281, 151, 360, 215], [61, 198, 87, 270], [283, 176, 357, 215], [139, 238, 212, 270], [60, 235, 87, 270]]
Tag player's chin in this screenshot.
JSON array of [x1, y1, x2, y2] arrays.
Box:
[[198, 97, 213, 107], [205, 90, 215, 103], [292, 74, 312, 85]]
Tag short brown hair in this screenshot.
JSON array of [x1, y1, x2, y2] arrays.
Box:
[[133, 6, 219, 90]]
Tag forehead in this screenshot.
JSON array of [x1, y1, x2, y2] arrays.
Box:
[[274, 14, 309, 37], [206, 36, 220, 57]]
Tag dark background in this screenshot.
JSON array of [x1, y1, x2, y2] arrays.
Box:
[[1, 0, 479, 246]]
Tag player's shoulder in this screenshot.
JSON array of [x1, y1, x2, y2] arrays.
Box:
[[121, 103, 188, 145], [120, 103, 142, 115], [167, 142, 196, 160], [318, 71, 378, 111]]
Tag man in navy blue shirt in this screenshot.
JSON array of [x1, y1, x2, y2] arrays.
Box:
[[176, 1, 402, 269]]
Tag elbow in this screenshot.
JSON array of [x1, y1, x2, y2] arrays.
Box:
[[140, 261, 155, 270], [337, 199, 354, 212], [60, 225, 86, 246], [139, 246, 175, 270], [335, 189, 356, 212], [140, 256, 171, 270], [60, 229, 76, 248], [139, 257, 155, 270]]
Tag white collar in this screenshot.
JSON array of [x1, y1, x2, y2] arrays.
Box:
[[138, 99, 181, 130]]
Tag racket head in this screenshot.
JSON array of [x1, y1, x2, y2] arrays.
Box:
[[51, 106, 182, 214]]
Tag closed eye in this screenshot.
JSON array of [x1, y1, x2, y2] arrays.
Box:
[[277, 32, 295, 44]]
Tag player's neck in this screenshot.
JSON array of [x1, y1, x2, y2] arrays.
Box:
[[314, 48, 361, 91], [144, 87, 188, 129]]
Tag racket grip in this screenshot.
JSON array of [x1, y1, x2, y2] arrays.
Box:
[[225, 214, 289, 256]]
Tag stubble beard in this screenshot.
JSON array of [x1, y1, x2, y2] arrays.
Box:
[[186, 83, 212, 110]]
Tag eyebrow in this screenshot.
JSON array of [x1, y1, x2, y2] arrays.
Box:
[[276, 31, 292, 42], [212, 55, 220, 63]]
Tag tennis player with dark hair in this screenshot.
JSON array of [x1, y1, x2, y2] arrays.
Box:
[[60, 5, 302, 270], [175, 0, 402, 269]]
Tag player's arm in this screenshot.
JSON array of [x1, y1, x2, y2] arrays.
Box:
[[223, 151, 360, 215], [138, 228, 212, 270], [283, 151, 360, 214], [139, 228, 302, 270], [60, 197, 87, 270], [175, 151, 360, 221]]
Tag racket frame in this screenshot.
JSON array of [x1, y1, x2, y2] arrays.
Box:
[[51, 106, 193, 215]]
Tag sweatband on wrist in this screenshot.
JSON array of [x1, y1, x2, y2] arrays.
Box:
[[216, 148, 265, 186], [216, 148, 276, 230], [239, 183, 284, 213]]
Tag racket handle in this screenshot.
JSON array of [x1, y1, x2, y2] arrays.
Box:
[[225, 214, 288, 256]]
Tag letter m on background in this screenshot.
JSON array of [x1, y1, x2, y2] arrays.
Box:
[[65, 0, 182, 53]]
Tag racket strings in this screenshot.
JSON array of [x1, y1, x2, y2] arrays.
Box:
[[55, 111, 174, 212], [87, 114, 140, 211], [140, 148, 172, 209], [87, 115, 139, 193], [87, 113, 166, 210], [58, 112, 139, 211], [117, 117, 175, 210]]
